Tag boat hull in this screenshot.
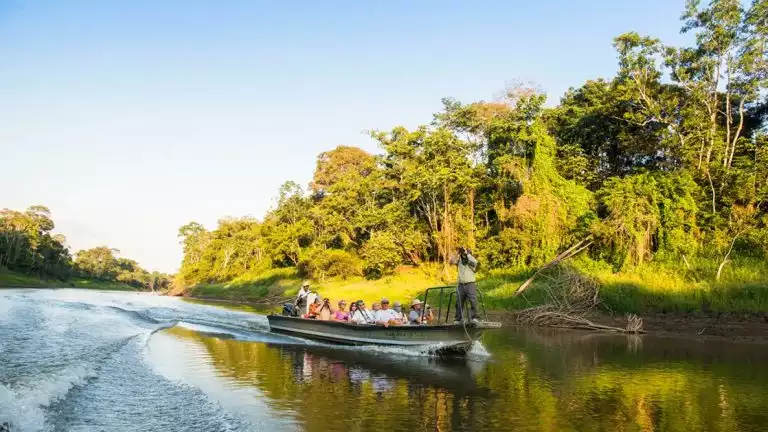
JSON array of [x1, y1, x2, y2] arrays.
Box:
[[265, 315, 501, 354]]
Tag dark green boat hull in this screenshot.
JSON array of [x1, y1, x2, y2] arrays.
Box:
[[265, 315, 501, 354]]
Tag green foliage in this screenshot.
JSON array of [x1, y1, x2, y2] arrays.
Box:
[[361, 231, 401, 278], [175, 0, 768, 315], [593, 172, 700, 268], [0, 206, 166, 290], [0, 206, 71, 279], [74, 246, 170, 290], [298, 248, 362, 280]]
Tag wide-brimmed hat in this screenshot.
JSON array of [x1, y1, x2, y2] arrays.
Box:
[[411, 299, 423, 306], [302, 280, 310, 287]]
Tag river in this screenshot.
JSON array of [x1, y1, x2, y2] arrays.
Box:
[[0, 289, 766, 431]]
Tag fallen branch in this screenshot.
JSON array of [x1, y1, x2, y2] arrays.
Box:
[[716, 230, 744, 281], [515, 237, 592, 296], [512, 266, 644, 334], [515, 311, 644, 333]]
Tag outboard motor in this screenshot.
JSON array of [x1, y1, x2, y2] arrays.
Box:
[[282, 303, 296, 317]]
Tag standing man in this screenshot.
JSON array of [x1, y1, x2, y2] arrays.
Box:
[[295, 280, 311, 316], [450, 247, 479, 323]]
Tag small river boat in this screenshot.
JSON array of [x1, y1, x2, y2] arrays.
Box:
[[265, 286, 502, 354]]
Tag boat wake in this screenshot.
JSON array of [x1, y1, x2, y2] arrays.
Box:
[[0, 364, 95, 432]]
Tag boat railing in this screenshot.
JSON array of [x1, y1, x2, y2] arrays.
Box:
[[421, 285, 489, 325]]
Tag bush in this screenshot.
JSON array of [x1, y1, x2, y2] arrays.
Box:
[[361, 232, 402, 279], [298, 248, 362, 280]]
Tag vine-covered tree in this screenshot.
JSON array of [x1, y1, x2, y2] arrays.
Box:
[[176, 0, 767, 287]]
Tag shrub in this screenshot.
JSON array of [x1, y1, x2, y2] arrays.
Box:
[[361, 232, 402, 279], [298, 248, 362, 280]]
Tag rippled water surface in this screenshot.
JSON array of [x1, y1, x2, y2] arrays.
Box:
[[1, 289, 767, 431]]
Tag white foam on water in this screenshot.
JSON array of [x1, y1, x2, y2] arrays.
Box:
[[342, 342, 451, 358], [467, 342, 492, 360], [0, 364, 95, 432]]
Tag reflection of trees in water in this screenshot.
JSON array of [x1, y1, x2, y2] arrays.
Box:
[[167, 327, 481, 430], [479, 329, 768, 431], [167, 326, 768, 431]]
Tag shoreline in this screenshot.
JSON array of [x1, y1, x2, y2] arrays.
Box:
[[6, 284, 767, 344], [179, 293, 768, 344]]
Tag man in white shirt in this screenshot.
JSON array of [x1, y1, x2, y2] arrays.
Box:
[[350, 300, 375, 324], [295, 281, 311, 316], [375, 298, 402, 326]]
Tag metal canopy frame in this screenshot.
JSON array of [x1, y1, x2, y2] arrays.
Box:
[[421, 285, 488, 324]]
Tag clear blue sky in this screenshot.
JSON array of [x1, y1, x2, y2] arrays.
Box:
[[0, 0, 691, 272]]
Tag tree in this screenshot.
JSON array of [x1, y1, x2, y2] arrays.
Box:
[[262, 182, 314, 266]]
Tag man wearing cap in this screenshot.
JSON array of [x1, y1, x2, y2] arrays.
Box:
[[375, 298, 401, 326], [295, 281, 311, 316], [450, 247, 479, 323]]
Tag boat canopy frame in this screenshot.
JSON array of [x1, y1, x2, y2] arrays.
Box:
[[421, 285, 489, 325]]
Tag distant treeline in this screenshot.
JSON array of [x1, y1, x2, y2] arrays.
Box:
[[171, 0, 763, 288], [0, 206, 170, 290]]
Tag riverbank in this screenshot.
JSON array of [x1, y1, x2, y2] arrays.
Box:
[[0, 270, 142, 291], [172, 260, 768, 314], [171, 263, 768, 342]]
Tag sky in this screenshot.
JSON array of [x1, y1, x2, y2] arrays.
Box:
[[0, 0, 693, 273]]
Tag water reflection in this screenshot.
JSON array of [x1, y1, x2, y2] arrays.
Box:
[[158, 324, 768, 431]]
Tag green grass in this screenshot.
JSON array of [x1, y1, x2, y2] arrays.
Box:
[[586, 257, 768, 314], [177, 258, 768, 315], [182, 268, 302, 302], [181, 266, 444, 307], [0, 270, 141, 291]]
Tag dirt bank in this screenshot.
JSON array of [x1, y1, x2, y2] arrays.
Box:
[[591, 312, 768, 344]]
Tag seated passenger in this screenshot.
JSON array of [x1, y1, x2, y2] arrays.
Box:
[[423, 304, 435, 322], [350, 300, 375, 324], [317, 298, 333, 321], [347, 301, 360, 321], [377, 298, 402, 326], [408, 299, 426, 325], [392, 301, 408, 324], [332, 300, 349, 321], [304, 296, 323, 319]]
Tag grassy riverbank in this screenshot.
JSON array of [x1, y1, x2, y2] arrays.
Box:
[[172, 267, 444, 306], [0, 270, 142, 291], [172, 258, 768, 315]]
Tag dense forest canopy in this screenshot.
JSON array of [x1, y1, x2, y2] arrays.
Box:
[[0, 205, 169, 290], [186, 1, 761, 288]]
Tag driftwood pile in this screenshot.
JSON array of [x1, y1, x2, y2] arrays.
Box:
[[513, 266, 644, 334]]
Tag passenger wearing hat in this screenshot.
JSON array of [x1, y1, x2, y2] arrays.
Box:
[[392, 301, 407, 324], [408, 299, 426, 325], [295, 280, 311, 316]]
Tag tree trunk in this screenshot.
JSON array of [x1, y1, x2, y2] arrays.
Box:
[[515, 237, 592, 296], [716, 231, 742, 281]]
